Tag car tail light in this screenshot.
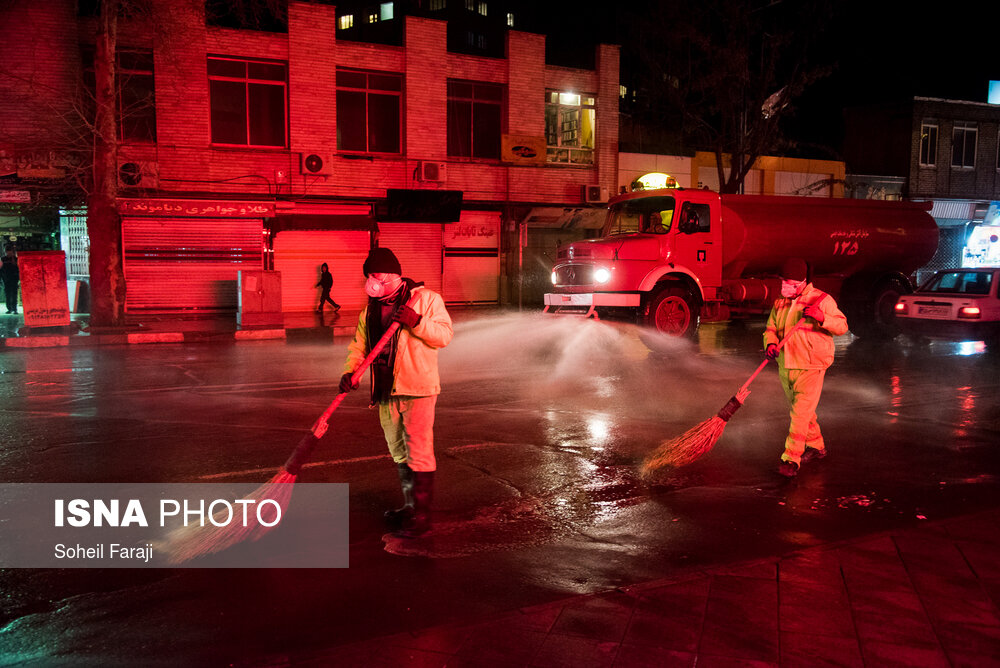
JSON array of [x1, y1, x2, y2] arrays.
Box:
[[958, 306, 981, 319], [894, 301, 907, 315]]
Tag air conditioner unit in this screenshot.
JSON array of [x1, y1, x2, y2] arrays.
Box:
[[583, 185, 608, 204], [117, 160, 159, 189], [300, 152, 332, 176], [418, 161, 447, 183]]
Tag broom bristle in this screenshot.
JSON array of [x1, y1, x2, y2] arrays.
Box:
[[157, 470, 297, 565], [641, 416, 727, 476]]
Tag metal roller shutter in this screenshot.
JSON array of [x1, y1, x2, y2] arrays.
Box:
[[272, 231, 371, 312], [442, 211, 500, 304], [376, 224, 443, 293], [122, 217, 263, 313]]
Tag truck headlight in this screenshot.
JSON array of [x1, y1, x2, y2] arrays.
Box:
[[551, 271, 558, 285], [594, 267, 611, 284]]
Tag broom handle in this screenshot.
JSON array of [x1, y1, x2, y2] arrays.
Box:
[[311, 296, 418, 436]]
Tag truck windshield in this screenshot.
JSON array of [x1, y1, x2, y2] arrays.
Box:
[[606, 196, 676, 236]]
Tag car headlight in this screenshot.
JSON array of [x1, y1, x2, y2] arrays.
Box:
[[551, 271, 558, 285], [594, 267, 611, 284]]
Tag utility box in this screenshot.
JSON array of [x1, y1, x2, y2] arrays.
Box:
[[237, 270, 282, 328], [19, 251, 71, 328]]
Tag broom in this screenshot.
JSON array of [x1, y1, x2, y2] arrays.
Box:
[[640, 317, 811, 475], [160, 301, 414, 564]]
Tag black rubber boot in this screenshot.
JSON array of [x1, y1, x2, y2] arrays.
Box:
[[395, 471, 433, 538], [384, 463, 415, 528]]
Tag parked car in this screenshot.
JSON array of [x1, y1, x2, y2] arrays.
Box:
[[894, 267, 1000, 345]]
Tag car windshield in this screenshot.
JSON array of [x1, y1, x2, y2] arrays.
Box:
[[921, 271, 993, 295], [605, 196, 675, 236]]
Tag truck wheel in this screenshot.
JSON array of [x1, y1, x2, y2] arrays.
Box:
[[644, 286, 700, 339], [848, 276, 909, 339]]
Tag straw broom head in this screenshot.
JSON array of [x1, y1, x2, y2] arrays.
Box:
[[640, 415, 727, 477], [156, 470, 297, 565]]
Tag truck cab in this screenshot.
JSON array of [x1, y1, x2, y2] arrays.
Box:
[[544, 182, 722, 337]]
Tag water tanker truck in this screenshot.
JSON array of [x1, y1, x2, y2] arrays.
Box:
[[543, 177, 939, 339]]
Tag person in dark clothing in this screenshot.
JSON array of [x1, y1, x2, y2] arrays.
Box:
[[0, 247, 18, 314], [315, 262, 340, 312]]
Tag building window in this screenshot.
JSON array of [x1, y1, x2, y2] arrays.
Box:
[[465, 0, 475, 9], [83, 49, 157, 143], [477, 1, 487, 15], [367, 11, 378, 23], [429, 0, 446, 9], [545, 91, 596, 164], [447, 80, 503, 159], [952, 121, 977, 168], [506, 12, 514, 27], [336, 69, 402, 154], [339, 14, 354, 29], [380, 3, 394, 20], [208, 57, 287, 147], [919, 122, 937, 166]]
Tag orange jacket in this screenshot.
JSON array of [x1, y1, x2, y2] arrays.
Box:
[[344, 285, 453, 397], [763, 283, 849, 370]]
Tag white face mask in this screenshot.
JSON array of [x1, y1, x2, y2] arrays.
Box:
[[780, 279, 805, 299], [365, 274, 402, 299]]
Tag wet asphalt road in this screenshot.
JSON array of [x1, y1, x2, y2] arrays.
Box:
[[1, 312, 998, 666]]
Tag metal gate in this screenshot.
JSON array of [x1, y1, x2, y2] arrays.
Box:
[[272, 230, 371, 312], [443, 211, 499, 304], [122, 217, 263, 312], [376, 223, 443, 293]]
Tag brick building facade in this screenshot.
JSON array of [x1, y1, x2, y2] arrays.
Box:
[[0, 0, 619, 313]]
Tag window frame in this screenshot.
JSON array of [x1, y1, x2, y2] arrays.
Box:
[[919, 122, 937, 167], [335, 68, 404, 156], [208, 56, 288, 148], [545, 90, 596, 165], [446, 79, 504, 160], [951, 121, 977, 169], [82, 48, 157, 144]]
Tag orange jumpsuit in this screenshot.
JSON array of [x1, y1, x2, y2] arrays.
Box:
[[763, 283, 849, 465]]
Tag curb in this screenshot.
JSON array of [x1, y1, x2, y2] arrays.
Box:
[[0, 327, 302, 349]]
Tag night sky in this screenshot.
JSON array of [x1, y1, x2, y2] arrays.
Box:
[[520, 0, 998, 155]]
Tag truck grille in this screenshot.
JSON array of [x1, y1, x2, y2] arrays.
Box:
[[554, 264, 594, 286]]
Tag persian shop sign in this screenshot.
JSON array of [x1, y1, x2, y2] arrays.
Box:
[[119, 199, 275, 217], [501, 135, 546, 165]]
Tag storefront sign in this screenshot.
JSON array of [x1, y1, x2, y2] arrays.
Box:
[[501, 135, 547, 165], [0, 190, 31, 203], [119, 199, 275, 217]]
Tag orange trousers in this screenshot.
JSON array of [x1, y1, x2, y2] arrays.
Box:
[[778, 367, 827, 464], [378, 395, 438, 472]]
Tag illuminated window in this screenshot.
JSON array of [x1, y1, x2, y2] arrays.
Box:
[[83, 48, 157, 142], [208, 57, 287, 147], [477, 1, 487, 15], [336, 68, 402, 154], [339, 14, 354, 29], [380, 3, 393, 20], [447, 80, 503, 159], [465, 0, 475, 9], [619, 85, 627, 99], [506, 12, 514, 27], [429, 0, 446, 9], [952, 121, 977, 168], [919, 122, 937, 167], [545, 90, 596, 164], [368, 12, 378, 23]]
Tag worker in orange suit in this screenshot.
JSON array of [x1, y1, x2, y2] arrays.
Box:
[[763, 258, 849, 478]]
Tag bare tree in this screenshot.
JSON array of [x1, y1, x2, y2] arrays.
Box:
[[623, 0, 833, 193]]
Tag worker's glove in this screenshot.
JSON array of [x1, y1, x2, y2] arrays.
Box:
[[392, 305, 422, 329], [764, 343, 779, 361], [339, 372, 359, 394], [803, 303, 825, 323]]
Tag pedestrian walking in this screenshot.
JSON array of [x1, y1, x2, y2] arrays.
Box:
[[763, 257, 848, 478], [315, 262, 340, 312], [339, 247, 453, 537], [0, 246, 18, 314]]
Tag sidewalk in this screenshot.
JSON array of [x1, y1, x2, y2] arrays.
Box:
[[259, 509, 1000, 667], [0, 306, 499, 349]]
